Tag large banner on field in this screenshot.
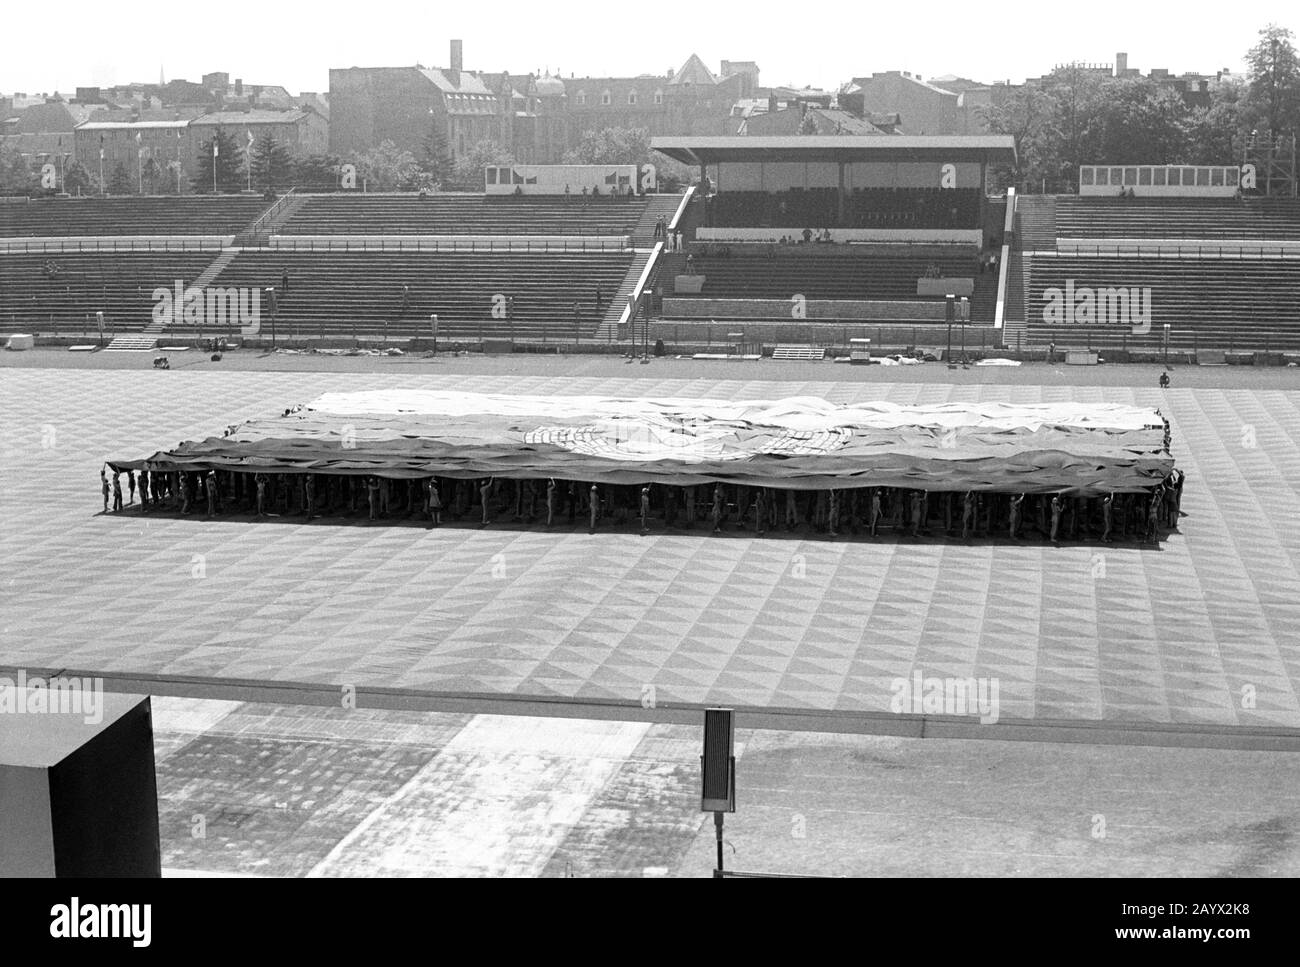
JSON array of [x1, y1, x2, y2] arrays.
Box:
[[110, 391, 1174, 495]]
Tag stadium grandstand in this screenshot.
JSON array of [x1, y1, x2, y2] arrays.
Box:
[[1004, 164, 1300, 356], [647, 135, 1012, 351], [5, 146, 1300, 357], [0, 167, 685, 350]]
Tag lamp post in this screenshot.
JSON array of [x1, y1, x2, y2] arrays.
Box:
[[945, 294, 956, 369]]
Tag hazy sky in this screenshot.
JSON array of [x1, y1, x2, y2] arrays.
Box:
[[5, 0, 1296, 96]]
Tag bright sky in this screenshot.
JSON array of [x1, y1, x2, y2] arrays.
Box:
[[5, 0, 1296, 96]]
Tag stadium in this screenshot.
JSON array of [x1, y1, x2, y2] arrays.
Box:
[[2, 19, 1300, 886]]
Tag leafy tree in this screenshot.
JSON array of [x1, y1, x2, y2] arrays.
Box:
[[978, 84, 1057, 190], [1184, 81, 1244, 164], [63, 160, 92, 194], [141, 156, 163, 194], [0, 141, 35, 192], [416, 122, 453, 187], [291, 153, 343, 190], [354, 139, 420, 191], [191, 127, 245, 193], [1243, 23, 1300, 136], [250, 131, 294, 190], [452, 139, 514, 187], [563, 126, 651, 166], [108, 161, 133, 195]]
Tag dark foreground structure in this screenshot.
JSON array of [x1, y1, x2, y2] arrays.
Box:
[[106, 391, 1182, 542]]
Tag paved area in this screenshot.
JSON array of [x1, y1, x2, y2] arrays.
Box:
[[2, 365, 1299, 741], [148, 697, 1300, 877]]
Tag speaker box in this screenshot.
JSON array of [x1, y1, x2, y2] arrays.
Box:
[[0, 690, 160, 877]]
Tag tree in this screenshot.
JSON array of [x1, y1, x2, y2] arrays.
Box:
[[1184, 80, 1244, 164], [563, 126, 651, 166], [1244, 23, 1300, 137], [0, 141, 35, 192], [141, 156, 163, 194], [108, 161, 133, 195], [250, 131, 294, 190], [191, 127, 245, 193], [63, 160, 92, 195], [452, 139, 514, 188], [1093, 79, 1190, 165], [291, 153, 343, 190], [354, 139, 420, 191], [416, 122, 453, 187], [978, 84, 1057, 190]]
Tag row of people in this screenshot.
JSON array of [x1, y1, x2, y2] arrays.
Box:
[[100, 468, 1184, 542]]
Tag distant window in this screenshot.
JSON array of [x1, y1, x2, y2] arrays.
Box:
[[1196, 167, 1210, 186], [654, 90, 663, 105], [1095, 168, 1109, 186], [1123, 167, 1137, 185], [486, 168, 497, 185], [1210, 167, 1225, 186], [628, 91, 637, 105], [1080, 167, 1095, 186], [576, 90, 586, 105], [1110, 167, 1122, 185], [1153, 168, 1168, 186], [601, 90, 611, 106], [1138, 167, 1152, 185]]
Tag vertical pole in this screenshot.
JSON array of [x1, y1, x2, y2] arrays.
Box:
[[714, 812, 725, 875]]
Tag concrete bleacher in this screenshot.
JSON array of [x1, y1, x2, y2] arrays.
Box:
[[215, 249, 636, 340], [0, 196, 271, 238], [0, 252, 218, 334], [1024, 252, 1300, 350], [278, 193, 656, 238], [709, 188, 981, 230], [663, 246, 996, 322], [1055, 196, 1300, 240]]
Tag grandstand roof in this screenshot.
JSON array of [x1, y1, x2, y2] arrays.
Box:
[[651, 134, 1016, 166]]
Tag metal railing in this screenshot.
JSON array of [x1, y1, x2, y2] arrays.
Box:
[[261, 235, 630, 253], [1054, 238, 1300, 258], [0, 236, 231, 254]]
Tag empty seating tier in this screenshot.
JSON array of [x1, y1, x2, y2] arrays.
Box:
[[671, 248, 995, 320], [709, 188, 981, 230], [0, 197, 272, 237], [0, 252, 219, 334], [1024, 253, 1300, 350], [278, 194, 652, 237], [215, 250, 635, 340], [1054, 196, 1300, 240]]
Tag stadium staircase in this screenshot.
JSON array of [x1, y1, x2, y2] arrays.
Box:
[[104, 247, 241, 350], [631, 194, 685, 248], [233, 191, 308, 247], [1015, 196, 1057, 251], [598, 248, 657, 340], [1001, 249, 1028, 351]]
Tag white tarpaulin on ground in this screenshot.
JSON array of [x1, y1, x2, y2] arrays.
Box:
[[112, 391, 1174, 494]]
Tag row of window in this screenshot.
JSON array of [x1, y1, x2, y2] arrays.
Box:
[[573, 90, 664, 106], [1079, 165, 1242, 188]]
